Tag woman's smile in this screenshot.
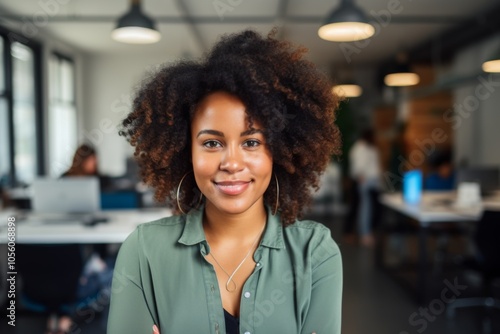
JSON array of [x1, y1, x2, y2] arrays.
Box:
[[214, 180, 252, 196]]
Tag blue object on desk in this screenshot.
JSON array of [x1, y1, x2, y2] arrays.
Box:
[[403, 170, 423, 204], [424, 171, 455, 191], [100, 191, 140, 210]]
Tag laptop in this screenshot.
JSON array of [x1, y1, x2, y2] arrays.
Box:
[[456, 167, 500, 196], [29, 177, 106, 224]]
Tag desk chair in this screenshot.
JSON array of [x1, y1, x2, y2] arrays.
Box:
[[100, 190, 140, 210], [446, 210, 500, 332], [18, 244, 84, 333]]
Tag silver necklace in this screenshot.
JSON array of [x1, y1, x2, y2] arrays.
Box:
[[208, 225, 265, 292]]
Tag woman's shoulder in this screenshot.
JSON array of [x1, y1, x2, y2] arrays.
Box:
[[283, 219, 340, 257], [137, 213, 185, 229], [284, 219, 332, 235], [121, 214, 185, 250]]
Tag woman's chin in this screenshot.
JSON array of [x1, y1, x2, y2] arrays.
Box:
[[206, 199, 259, 216]]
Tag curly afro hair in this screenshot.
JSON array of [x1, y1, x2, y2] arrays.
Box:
[[120, 29, 341, 225]]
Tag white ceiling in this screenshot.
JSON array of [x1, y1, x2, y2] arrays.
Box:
[[0, 0, 497, 69]]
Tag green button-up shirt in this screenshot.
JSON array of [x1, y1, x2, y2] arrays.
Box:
[[107, 207, 342, 334]]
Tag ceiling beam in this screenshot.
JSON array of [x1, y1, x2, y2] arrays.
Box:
[[0, 14, 468, 25], [175, 0, 208, 51], [408, 3, 500, 64], [275, 0, 289, 39]]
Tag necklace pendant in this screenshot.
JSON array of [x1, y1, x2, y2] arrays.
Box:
[[225, 279, 237, 292]]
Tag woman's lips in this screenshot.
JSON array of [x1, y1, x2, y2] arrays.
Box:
[[214, 181, 251, 195]]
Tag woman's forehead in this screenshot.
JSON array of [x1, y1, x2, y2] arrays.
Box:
[[192, 92, 263, 130]]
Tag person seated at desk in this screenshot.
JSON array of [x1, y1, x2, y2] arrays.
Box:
[[58, 144, 113, 330], [425, 150, 455, 191], [61, 143, 113, 190], [62, 144, 98, 177]]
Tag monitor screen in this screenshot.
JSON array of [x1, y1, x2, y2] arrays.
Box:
[[403, 170, 423, 204]]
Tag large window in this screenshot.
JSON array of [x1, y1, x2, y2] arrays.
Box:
[[0, 28, 43, 187], [12, 42, 38, 184], [48, 53, 77, 177], [0, 37, 10, 186]]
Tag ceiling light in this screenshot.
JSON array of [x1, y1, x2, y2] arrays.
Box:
[[482, 60, 500, 72], [482, 53, 500, 73], [112, 0, 161, 44], [332, 84, 363, 98], [383, 55, 420, 87], [384, 72, 420, 87], [318, 0, 375, 42]]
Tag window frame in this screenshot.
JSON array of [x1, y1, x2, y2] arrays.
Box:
[[0, 25, 44, 186]]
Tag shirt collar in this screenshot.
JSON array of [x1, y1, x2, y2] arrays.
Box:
[[177, 205, 285, 250]]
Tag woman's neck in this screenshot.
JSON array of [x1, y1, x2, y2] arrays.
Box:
[[203, 201, 267, 243]]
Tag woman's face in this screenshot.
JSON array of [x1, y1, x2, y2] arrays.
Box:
[[191, 91, 273, 215], [82, 154, 97, 175]]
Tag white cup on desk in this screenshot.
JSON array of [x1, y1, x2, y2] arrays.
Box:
[[456, 182, 481, 208]]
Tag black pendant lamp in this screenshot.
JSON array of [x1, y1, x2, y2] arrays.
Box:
[[318, 0, 375, 42], [111, 0, 161, 44], [384, 53, 420, 87], [482, 49, 500, 73]]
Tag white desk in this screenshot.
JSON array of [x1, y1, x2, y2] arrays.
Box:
[[0, 208, 172, 308], [379, 191, 500, 226], [377, 191, 500, 304], [0, 208, 172, 244]]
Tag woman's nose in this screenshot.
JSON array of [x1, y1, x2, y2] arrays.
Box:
[[219, 147, 244, 173]]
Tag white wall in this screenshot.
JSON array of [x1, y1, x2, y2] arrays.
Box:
[[451, 34, 500, 167], [82, 53, 173, 176]]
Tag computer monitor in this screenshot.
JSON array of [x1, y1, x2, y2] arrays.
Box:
[[32, 177, 100, 213], [456, 167, 500, 196], [403, 170, 423, 204]]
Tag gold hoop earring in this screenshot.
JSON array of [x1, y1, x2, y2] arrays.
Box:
[[273, 173, 279, 216], [176, 171, 203, 214]]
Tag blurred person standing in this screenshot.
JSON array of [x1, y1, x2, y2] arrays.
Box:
[[349, 129, 382, 247]]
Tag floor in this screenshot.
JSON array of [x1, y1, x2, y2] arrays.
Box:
[[1, 213, 499, 334]]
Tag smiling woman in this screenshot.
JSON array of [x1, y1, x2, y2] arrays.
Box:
[[108, 29, 343, 334]]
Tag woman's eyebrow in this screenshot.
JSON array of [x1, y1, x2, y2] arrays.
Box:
[[196, 129, 224, 138], [197, 129, 264, 138], [240, 129, 264, 136]]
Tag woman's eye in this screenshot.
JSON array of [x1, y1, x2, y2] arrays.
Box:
[[203, 140, 222, 149], [243, 139, 261, 148]]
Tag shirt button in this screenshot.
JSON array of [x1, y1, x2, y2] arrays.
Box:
[[244, 332, 251, 334], [244, 291, 251, 298], [256, 262, 261, 267]]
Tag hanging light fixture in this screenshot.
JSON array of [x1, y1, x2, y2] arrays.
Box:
[[384, 53, 420, 87], [482, 49, 500, 73], [318, 0, 375, 42], [111, 0, 161, 44], [332, 84, 363, 98]]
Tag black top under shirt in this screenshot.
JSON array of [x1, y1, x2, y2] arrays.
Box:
[[224, 309, 239, 334]]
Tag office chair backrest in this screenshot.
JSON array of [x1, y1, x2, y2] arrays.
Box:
[[474, 210, 500, 272], [18, 244, 84, 312]]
